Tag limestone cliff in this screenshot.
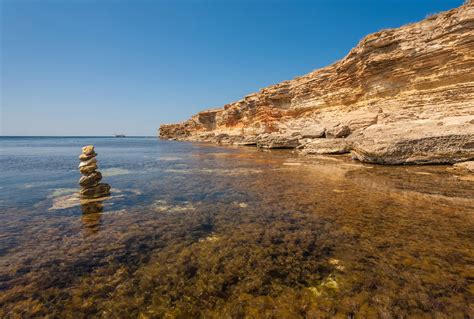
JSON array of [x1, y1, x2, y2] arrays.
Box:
[[160, 2, 474, 164]]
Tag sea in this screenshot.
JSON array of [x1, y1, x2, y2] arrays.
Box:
[[0, 136, 473, 317]]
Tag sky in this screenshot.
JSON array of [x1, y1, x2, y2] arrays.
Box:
[[0, 0, 464, 136]]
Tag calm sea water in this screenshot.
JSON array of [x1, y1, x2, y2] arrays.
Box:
[[1, 137, 473, 318]]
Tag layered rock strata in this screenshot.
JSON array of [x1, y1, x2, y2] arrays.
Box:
[[78, 145, 111, 199], [159, 2, 474, 165]]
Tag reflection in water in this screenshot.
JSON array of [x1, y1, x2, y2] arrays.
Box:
[[0, 138, 472, 318], [80, 200, 104, 234]]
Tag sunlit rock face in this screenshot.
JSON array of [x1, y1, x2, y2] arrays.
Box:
[[159, 2, 474, 164]]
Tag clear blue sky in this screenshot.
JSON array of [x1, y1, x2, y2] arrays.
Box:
[[1, 0, 464, 136]]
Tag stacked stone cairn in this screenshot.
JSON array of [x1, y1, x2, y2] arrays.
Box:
[[78, 145, 110, 199]]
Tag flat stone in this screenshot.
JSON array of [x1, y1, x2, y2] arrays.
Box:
[[79, 152, 97, 161], [256, 133, 299, 149], [300, 126, 326, 138], [236, 136, 258, 146], [82, 145, 95, 156], [80, 183, 111, 199], [301, 139, 351, 155], [78, 157, 97, 168], [79, 163, 98, 175], [79, 171, 102, 188]]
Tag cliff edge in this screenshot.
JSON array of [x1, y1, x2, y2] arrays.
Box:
[[160, 2, 474, 164]]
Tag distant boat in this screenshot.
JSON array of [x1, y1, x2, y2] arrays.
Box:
[[114, 134, 126, 137]]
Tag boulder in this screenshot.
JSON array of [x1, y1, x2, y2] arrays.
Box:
[[301, 139, 352, 155], [256, 133, 299, 149], [300, 126, 326, 138], [326, 124, 351, 138], [351, 116, 474, 164]]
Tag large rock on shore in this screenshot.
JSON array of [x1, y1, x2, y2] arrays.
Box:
[[301, 139, 352, 155], [158, 2, 474, 165], [351, 116, 474, 164], [452, 161, 474, 173], [256, 133, 299, 149]]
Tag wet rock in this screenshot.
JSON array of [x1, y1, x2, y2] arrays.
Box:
[[301, 139, 352, 155], [79, 171, 102, 188], [79, 183, 111, 199], [256, 133, 299, 149], [326, 124, 351, 138]]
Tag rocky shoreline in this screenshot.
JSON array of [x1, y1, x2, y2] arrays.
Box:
[[159, 2, 474, 165]]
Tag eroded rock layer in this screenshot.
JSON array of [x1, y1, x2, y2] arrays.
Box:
[[160, 2, 474, 164]]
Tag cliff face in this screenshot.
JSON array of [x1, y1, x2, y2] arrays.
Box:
[[160, 2, 474, 164]]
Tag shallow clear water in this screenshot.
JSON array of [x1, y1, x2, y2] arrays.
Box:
[[1, 137, 473, 318]]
